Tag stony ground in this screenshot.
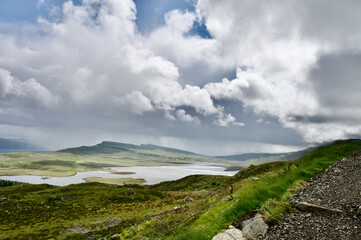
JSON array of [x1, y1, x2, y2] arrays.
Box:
[[260, 150, 361, 240]]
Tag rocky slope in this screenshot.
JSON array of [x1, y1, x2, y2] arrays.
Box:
[[260, 150, 361, 240]]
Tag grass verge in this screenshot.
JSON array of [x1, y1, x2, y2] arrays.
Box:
[[163, 140, 361, 240]]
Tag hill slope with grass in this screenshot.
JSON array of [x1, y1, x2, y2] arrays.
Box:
[[217, 147, 314, 165], [0, 139, 360, 239], [58, 141, 199, 156]]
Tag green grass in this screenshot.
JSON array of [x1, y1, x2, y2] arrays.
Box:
[[83, 177, 146, 185], [0, 183, 173, 239], [0, 140, 360, 239], [0, 179, 27, 187], [152, 175, 232, 192], [258, 180, 306, 224]]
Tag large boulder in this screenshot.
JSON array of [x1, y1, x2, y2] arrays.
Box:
[[212, 228, 245, 240], [241, 214, 268, 239]]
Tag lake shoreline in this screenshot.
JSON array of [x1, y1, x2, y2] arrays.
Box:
[[0, 162, 238, 186]]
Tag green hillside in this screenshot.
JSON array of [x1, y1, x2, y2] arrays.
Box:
[[58, 141, 199, 156], [217, 147, 314, 165], [0, 140, 360, 239]]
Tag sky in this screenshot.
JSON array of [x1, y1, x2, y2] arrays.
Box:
[[0, 0, 360, 155]]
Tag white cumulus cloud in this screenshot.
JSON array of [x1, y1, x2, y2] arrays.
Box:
[[119, 91, 154, 115], [0, 68, 61, 109], [176, 109, 200, 124]]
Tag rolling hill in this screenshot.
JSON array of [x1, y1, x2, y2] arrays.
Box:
[[57, 141, 200, 156], [57, 141, 315, 172], [216, 147, 314, 165]]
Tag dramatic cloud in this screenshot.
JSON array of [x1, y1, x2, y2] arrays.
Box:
[[285, 51, 361, 142], [214, 113, 244, 127], [205, 67, 318, 124], [147, 9, 224, 68], [0, 0, 360, 153], [0, 68, 61, 109], [120, 91, 154, 115], [196, 0, 361, 142], [176, 109, 200, 124]]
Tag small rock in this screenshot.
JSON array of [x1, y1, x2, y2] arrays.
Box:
[[212, 229, 245, 240], [242, 214, 268, 239], [65, 225, 90, 234], [173, 206, 182, 213], [296, 202, 343, 214], [0, 198, 8, 204], [110, 234, 120, 240], [184, 197, 195, 202], [358, 206, 361, 214], [103, 217, 121, 229]]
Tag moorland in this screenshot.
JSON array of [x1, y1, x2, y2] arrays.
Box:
[[1, 139, 360, 239]]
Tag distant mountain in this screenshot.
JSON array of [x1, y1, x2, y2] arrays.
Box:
[[216, 152, 284, 162], [58, 141, 200, 155], [0, 138, 40, 150], [138, 144, 199, 155], [58, 141, 314, 166], [216, 147, 315, 164]]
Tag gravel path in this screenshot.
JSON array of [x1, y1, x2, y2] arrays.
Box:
[[260, 150, 361, 240]]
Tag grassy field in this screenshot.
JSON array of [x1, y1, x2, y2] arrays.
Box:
[[0, 140, 360, 239]]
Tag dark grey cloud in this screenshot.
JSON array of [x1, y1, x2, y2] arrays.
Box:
[[311, 51, 361, 108], [280, 51, 361, 141], [296, 0, 361, 46], [287, 114, 360, 125]]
